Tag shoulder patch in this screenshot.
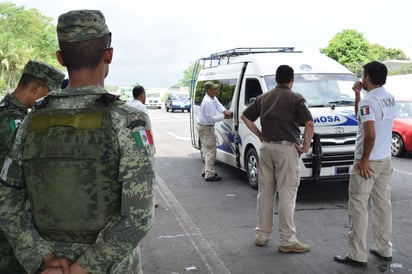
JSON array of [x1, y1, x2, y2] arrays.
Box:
[[133, 129, 154, 147], [360, 105, 370, 116], [127, 120, 146, 129]]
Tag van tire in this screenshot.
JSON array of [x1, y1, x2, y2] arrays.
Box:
[[245, 148, 259, 189]]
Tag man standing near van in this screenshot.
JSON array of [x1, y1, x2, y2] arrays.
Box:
[[241, 65, 314, 253], [197, 81, 232, 181], [334, 61, 396, 267], [127, 85, 148, 114]]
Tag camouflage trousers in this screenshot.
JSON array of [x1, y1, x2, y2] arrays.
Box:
[[0, 232, 26, 274]]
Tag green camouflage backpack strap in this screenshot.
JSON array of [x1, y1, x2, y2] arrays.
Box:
[[22, 94, 122, 243]]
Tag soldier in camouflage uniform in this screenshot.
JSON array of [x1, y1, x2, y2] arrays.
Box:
[[0, 10, 155, 274], [0, 60, 64, 274]]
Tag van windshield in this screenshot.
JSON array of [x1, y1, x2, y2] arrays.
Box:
[[264, 74, 358, 107]]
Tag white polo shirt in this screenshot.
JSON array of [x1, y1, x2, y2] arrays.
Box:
[[127, 99, 148, 114], [354, 87, 396, 160]]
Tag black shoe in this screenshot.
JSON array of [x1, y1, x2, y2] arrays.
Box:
[[333, 255, 367, 267], [370, 249, 392, 261], [205, 174, 222, 181]]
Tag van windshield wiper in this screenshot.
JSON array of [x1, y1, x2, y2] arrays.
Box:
[[327, 100, 354, 106]]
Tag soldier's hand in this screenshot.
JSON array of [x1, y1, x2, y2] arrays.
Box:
[[42, 253, 71, 274], [70, 262, 89, 274], [41, 267, 64, 274]]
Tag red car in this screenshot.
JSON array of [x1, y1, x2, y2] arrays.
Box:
[[392, 98, 412, 157]]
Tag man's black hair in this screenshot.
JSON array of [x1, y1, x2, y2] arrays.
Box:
[[133, 85, 145, 98], [275, 65, 294, 84], [363, 61, 387, 85]]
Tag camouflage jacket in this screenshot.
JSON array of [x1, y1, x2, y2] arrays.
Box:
[[0, 93, 27, 167], [0, 87, 155, 274]]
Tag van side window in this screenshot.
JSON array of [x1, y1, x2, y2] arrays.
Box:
[[194, 81, 207, 106], [245, 79, 262, 105], [218, 79, 237, 109], [195, 79, 237, 110]]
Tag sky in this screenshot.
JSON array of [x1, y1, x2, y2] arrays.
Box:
[[4, 0, 412, 88]]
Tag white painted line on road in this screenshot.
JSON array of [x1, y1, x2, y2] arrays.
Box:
[[158, 232, 204, 239], [393, 168, 412, 176], [167, 131, 191, 141], [156, 173, 231, 274]]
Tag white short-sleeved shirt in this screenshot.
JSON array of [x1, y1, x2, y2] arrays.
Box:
[[127, 99, 148, 114], [197, 94, 226, 125], [355, 87, 396, 160]]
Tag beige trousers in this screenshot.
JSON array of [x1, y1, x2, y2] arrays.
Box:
[[347, 157, 393, 262], [197, 125, 216, 178], [255, 142, 301, 246]]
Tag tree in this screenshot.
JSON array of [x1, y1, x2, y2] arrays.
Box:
[[0, 2, 62, 94], [174, 63, 197, 88], [369, 44, 407, 61], [321, 29, 370, 76], [321, 29, 409, 76]]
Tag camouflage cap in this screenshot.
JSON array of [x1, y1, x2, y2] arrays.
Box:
[[204, 81, 219, 90], [57, 10, 110, 42], [23, 60, 65, 91]]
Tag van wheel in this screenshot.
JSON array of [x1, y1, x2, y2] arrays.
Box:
[[391, 133, 405, 157], [246, 148, 258, 189]]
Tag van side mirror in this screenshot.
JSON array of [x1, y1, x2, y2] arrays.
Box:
[[248, 97, 256, 105]]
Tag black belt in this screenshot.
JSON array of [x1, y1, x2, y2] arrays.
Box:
[[198, 123, 214, 127]]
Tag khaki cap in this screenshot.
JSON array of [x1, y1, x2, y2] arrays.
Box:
[[204, 81, 219, 90]]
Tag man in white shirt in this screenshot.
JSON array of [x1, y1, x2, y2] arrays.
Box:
[[334, 61, 396, 267], [127, 85, 148, 114], [197, 81, 232, 181]]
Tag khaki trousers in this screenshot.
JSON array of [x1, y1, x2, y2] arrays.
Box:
[[348, 157, 392, 262], [255, 142, 301, 246], [197, 125, 216, 178]]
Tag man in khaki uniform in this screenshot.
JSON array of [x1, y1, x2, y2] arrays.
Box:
[[241, 65, 314, 253]]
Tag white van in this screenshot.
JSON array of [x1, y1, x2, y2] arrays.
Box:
[[189, 47, 359, 188], [145, 90, 162, 109]]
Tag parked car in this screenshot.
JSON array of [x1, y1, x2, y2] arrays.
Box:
[[165, 94, 191, 112], [392, 98, 412, 157]]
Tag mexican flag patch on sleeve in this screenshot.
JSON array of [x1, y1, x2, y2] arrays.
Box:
[[360, 106, 370, 116], [9, 119, 21, 131], [134, 130, 154, 147]]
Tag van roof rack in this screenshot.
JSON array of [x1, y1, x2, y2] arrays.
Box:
[[209, 47, 299, 59], [190, 47, 301, 97], [199, 47, 301, 65]]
